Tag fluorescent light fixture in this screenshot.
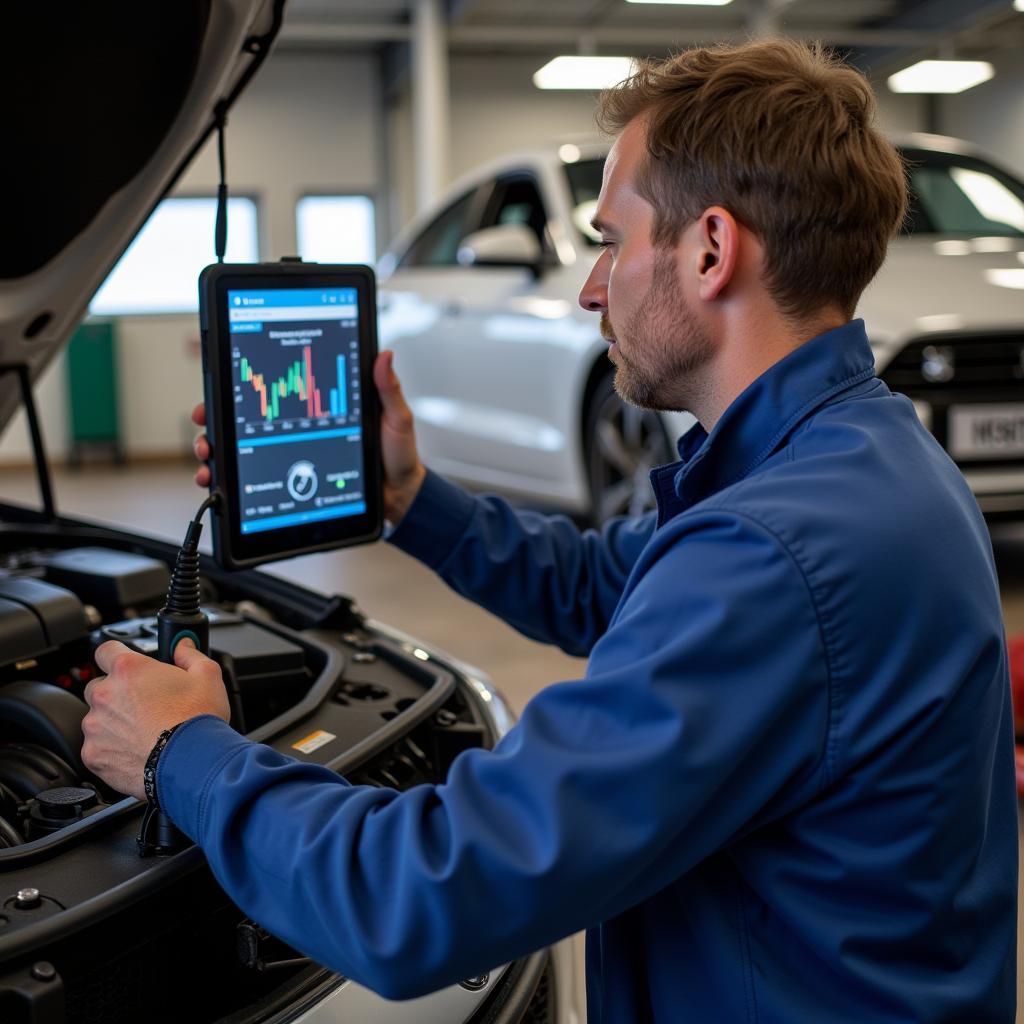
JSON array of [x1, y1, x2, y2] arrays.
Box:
[[887, 60, 994, 94], [534, 56, 636, 90], [627, 0, 733, 4], [1015, 0, 1024, 12]]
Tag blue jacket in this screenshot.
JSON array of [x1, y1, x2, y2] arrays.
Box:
[[160, 320, 1017, 1021]]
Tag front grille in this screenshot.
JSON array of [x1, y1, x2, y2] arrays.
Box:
[[881, 333, 1024, 394], [880, 333, 1024, 470]]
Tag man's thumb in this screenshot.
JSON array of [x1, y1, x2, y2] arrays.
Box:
[[172, 636, 206, 671], [375, 351, 400, 400]]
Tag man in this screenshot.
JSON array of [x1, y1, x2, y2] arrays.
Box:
[[82, 39, 1017, 1021]]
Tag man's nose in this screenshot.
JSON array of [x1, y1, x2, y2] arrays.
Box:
[[579, 252, 609, 313]]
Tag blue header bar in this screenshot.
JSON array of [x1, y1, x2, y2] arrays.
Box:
[[228, 288, 357, 309]]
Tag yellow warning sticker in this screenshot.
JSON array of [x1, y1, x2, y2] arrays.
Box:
[[291, 730, 336, 755]]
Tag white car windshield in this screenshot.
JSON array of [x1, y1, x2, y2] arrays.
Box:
[[563, 150, 1024, 241]]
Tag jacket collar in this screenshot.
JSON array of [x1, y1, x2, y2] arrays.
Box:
[[651, 319, 877, 524]]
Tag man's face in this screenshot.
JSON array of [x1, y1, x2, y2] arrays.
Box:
[[579, 118, 714, 413]]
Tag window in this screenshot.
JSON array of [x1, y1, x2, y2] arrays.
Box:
[[481, 176, 552, 254], [564, 158, 605, 245], [903, 150, 1024, 237], [400, 190, 479, 268], [90, 196, 259, 315], [296, 195, 376, 264]]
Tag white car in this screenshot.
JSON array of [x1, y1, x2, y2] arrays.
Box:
[[379, 136, 1024, 522]]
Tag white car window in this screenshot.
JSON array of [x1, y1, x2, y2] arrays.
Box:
[[905, 150, 1024, 237], [400, 190, 479, 268], [481, 176, 554, 256], [564, 158, 605, 245]]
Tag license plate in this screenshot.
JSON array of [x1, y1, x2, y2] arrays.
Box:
[[948, 403, 1024, 460]]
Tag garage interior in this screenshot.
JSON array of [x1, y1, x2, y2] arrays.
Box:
[[2, 1, 1024, 1020]]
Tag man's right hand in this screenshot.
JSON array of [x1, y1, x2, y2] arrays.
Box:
[[191, 350, 427, 526]]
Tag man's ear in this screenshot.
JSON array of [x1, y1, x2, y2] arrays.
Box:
[[693, 206, 740, 302]]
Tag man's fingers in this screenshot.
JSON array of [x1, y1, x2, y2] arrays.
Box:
[[191, 403, 207, 427], [193, 434, 211, 461], [94, 640, 140, 676], [82, 676, 105, 708], [374, 350, 414, 430], [195, 466, 211, 487]]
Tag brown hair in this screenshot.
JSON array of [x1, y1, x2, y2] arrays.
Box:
[[597, 39, 908, 320]]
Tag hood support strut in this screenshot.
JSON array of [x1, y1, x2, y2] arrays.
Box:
[[0, 364, 55, 520]]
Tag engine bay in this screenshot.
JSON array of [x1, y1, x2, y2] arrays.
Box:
[[0, 515, 498, 1022]]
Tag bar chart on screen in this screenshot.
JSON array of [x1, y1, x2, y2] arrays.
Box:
[[234, 335, 360, 433]]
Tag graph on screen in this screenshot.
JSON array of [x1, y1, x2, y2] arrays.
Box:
[[238, 347, 351, 422], [233, 333, 360, 434]]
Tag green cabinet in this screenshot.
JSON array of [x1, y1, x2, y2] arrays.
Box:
[[66, 321, 122, 463]]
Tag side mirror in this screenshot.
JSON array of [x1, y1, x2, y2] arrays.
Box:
[[457, 224, 544, 274]]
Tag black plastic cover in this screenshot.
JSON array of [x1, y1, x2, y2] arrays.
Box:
[[0, 598, 47, 665], [0, 577, 86, 647], [41, 547, 170, 618]]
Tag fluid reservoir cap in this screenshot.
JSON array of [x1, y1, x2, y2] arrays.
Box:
[[34, 786, 98, 821]]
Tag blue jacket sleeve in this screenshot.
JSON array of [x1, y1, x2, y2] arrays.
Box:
[[159, 511, 830, 1000], [386, 469, 656, 656]]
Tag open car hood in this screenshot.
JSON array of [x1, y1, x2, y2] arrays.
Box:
[[0, 1, 285, 437]]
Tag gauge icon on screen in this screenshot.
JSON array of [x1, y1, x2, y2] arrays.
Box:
[[287, 460, 318, 502]]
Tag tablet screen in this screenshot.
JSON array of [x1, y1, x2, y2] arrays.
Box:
[[227, 287, 367, 536]]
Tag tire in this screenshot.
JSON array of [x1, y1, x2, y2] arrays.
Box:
[[584, 371, 674, 525]]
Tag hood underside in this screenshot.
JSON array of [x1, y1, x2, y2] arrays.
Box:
[[0, 1, 285, 437]]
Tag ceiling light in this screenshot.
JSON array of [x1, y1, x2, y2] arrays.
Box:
[[626, 0, 733, 5], [534, 56, 637, 90], [1015, 0, 1024, 12], [558, 143, 582, 163], [887, 60, 994, 94]]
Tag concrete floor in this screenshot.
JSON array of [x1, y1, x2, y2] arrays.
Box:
[[3, 462, 1024, 1017]]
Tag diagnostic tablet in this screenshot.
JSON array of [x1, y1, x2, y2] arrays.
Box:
[[199, 262, 382, 570]]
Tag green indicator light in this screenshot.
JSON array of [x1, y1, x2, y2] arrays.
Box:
[[336, 480, 346, 489]]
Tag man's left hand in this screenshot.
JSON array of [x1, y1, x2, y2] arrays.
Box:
[[82, 639, 231, 800]]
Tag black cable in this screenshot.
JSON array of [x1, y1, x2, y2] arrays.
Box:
[[194, 490, 222, 523], [214, 105, 229, 264], [138, 490, 223, 857]]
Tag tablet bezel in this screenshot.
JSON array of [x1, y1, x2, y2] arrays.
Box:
[[200, 262, 383, 570]]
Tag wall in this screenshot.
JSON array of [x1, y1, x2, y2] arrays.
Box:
[[0, 50, 383, 467], [944, 52, 1024, 172], [389, 54, 603, 228]]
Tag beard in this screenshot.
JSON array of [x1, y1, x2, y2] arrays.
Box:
[[601, 251, 714, 413]]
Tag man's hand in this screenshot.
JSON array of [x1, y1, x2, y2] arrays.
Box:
[[191, 350, 426, 525], [82, 640, 230, 800]]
